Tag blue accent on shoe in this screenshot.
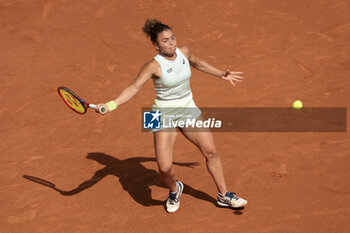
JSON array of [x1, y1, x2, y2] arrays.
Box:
[[169, 191, 177, 200], [168, 181, 183, 203], [225, 192, 239, 201]]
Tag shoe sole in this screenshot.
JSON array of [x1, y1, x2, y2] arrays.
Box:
[[217, 200, 247, 208]]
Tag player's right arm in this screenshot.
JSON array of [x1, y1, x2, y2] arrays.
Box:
[[96, 60, 160, 114]]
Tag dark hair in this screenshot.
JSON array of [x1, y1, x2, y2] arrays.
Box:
[[142, 18, 172, 43]]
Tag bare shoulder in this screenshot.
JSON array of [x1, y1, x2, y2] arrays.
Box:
[[141, 58, 161, 78], [179, 45, 191, 59], [142, 59, 160, 72]]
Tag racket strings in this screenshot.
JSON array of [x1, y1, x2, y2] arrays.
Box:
[[58, 87, 86, 114], [64, 93, 80, 107]]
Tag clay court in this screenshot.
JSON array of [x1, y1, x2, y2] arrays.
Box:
[[1, 0, 350, 232]]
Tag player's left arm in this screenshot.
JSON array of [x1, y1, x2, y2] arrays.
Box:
[[179, 45, 244, 86]]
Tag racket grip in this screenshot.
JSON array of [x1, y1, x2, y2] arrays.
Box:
[[89, 104, 97, 109]]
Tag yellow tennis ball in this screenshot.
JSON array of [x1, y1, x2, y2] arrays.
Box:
[[292, 100, 303, 109]]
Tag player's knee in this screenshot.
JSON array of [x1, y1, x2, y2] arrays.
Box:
[[203, 147, 219, 160], [158, 164, 173, 175]]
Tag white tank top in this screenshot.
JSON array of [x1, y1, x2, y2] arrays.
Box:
[[153, 48, 192, 101]]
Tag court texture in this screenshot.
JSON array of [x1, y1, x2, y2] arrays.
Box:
[[1, 0, 349, 232]]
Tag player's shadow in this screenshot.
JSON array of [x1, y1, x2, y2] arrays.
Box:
[[23, 152, 217, 207]]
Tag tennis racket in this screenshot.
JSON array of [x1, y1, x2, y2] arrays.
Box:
[[57, 86, 105, 114]]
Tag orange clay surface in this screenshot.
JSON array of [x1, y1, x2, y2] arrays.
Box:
[[1, 0, 350, 232]]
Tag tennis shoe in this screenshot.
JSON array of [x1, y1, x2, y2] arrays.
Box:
[[166, 181, 184, 213], [217, 192, 247, 208]]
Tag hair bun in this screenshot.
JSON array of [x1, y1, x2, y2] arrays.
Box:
[[142, 18, 171, 43], [142, 18, 162, 37]]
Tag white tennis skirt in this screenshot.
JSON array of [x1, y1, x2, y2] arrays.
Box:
[[151, 93, 202, 132]]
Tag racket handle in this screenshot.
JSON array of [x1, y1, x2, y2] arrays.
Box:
[[89, 104, 97, 109], [89, 104, 106, 113]]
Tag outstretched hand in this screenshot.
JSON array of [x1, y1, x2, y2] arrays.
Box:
[[221, 70, 244, 86]]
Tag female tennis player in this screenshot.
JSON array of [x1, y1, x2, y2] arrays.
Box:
[[96, 19, 247, 213]]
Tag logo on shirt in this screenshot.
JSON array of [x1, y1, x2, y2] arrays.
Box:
[[167, 68, 173, 73], [182, 59, 185, 64], [143, 110, 162, 129]]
